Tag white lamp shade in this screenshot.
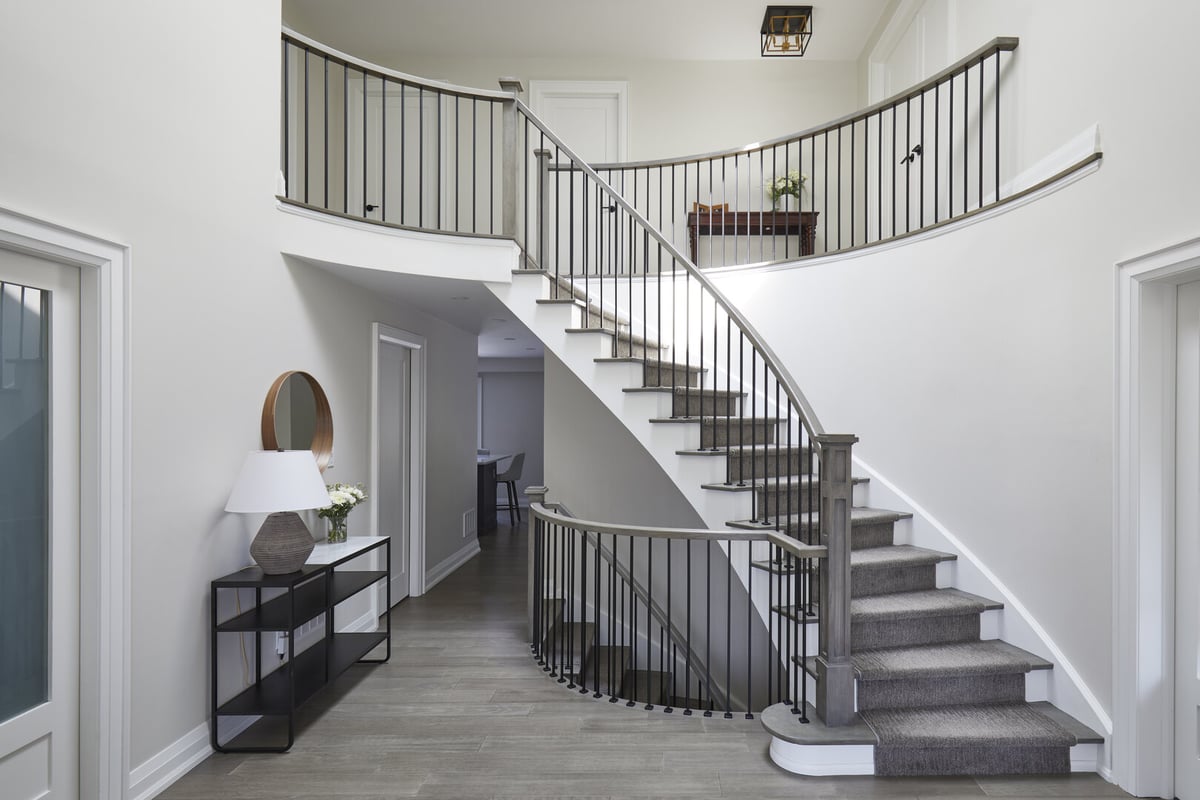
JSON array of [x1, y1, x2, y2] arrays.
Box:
[[225, 450, 330, 513]]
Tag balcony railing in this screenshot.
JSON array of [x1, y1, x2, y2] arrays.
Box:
[[574, 38, 1019, 268]]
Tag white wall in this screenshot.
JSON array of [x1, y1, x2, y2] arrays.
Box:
[[478, 358, 544, 503], [715, 0, 1200, 722], [0, 0, 479, 773], [543, 352, 703, 526]]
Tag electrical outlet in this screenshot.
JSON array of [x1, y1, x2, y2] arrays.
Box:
[[275, 632, 288, 658]]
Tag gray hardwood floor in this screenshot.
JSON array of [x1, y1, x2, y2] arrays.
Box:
[[164, 524, 1129, 799]]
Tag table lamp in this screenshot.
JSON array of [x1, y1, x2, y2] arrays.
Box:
[[225, 450, 331, 574]]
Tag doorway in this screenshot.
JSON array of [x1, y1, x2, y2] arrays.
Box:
[[371, 323, 427, 605], [0, 251, 80, 799]]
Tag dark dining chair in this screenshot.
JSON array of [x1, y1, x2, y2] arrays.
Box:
[[495, 452, 525, 526]]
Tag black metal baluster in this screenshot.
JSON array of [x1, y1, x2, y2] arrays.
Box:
[[303, 46, 310, 205], [282, 40, 290, 198], [904, 97, 911, 233], [724, 538, 733, 719], [645, 538, 655, 710], [380, 77, 387, 221], [979, 55, 985, 210], [547, 521, 556, 674], [665, 537, 673, 713], [684, 539, 692, 715], [361, 70, 367, 217], [704, 539, 712, 717], [593, 529, 601, 697], [609, 532, 618, 702], [321, 56, 328, 210], [418, 87, 424, 228], [436, 91, 442, 229], [995, 51, 1001, 203], [890, 104, 896, 237], [745, 538, 753, 718], [949, 73, 954, 220], [919, 91, 925, 229], [934, 81, 939, 224], [628, 535, 637, 707], [571, 527, 580, 690]]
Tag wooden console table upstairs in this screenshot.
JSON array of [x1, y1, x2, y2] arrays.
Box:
[[687, 209, 819, 263]]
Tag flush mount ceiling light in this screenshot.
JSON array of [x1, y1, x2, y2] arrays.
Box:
[[761, 5, 813, 57]]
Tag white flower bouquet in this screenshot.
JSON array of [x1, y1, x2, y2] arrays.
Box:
[[766, 170, 808, 210], [317, 482, 367, 543]]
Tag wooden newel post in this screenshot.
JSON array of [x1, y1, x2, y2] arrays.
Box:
[[498, 77, 524, 244], [524, 485, 548, 641], [533, 148, 552, 272], [814, 434, 858, 726]]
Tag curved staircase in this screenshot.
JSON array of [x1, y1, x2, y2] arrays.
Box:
[[491, 268, 1103, 776]]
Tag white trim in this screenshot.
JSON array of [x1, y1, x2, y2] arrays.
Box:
[[768, 739, 875, 776], [275, 199, 516, 250], [853, 456, 1113, 747], [528, 80, 629, 162], [1114, 236, 1200, 797], [1005, 124, 1101, 199], [424, 540, 481, 592], [126, 723, 211, 800], [370, 323, 427, 601], [0, 206, 130, 800]]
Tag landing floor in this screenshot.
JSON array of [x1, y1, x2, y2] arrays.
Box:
[[162, 524, 1129, 799]]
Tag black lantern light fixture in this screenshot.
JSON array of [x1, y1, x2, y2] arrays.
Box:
[[761, 5, 813, 57]]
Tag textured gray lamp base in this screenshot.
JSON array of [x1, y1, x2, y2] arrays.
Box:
[[250, 511, 316, 574]]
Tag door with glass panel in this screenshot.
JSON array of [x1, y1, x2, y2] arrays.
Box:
[[0, 250, 80, 799]]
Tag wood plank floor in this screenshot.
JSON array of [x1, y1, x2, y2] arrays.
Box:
[[162, 524, 1129, 799]]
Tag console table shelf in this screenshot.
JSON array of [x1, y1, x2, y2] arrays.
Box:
[[210, 536, 391, 753]]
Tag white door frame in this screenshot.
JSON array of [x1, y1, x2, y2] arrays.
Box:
[[0, 205, 130, 800], [1115, 235, 1200, 798], [370, 322, 427, 599]]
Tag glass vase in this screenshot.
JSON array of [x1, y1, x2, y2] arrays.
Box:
[[327, 517, 348, 544]]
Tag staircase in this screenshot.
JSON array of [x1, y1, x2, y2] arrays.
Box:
[[495, 269, 1103, 776]]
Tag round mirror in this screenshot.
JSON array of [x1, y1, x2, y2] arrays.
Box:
[[261, 371, 333, 472]]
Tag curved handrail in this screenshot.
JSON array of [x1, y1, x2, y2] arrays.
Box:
[[530, 503, 827, 561], [282, 27, 512, 101], [514, 97, 827, 438], [585, 37, 1019, 171]]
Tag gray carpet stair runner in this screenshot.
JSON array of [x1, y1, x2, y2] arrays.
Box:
[[835, 527, 1082, 775]]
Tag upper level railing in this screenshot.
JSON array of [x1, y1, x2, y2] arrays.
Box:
[[570, 37, 1018, 268]]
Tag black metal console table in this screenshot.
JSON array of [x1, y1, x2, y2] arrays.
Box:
[[210, 536, 391, 752]]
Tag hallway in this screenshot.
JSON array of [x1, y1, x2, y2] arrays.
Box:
[[162, 526, 1129, 799]]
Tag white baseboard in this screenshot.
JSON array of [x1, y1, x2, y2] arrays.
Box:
[[127, 721, 214, 800], [425, 539, 480, 591], [769, 738, 875, 776], [340, 608, 380, 633]]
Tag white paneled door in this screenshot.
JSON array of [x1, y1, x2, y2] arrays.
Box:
[[0, 250, 80, 799], [378, 337, 411, 606], [1177, 279, 1200, 800]]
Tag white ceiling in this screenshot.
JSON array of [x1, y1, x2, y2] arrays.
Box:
[[291, 257, 545, 359], [283, 0, 893, 64]]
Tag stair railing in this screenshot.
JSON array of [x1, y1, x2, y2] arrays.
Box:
[[562, 37, 1018, 268], [279, 28, 861, 724], [526, 488, 826, 718]]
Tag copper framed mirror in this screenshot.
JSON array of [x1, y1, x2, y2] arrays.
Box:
[[261, 371, 334, 472]]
